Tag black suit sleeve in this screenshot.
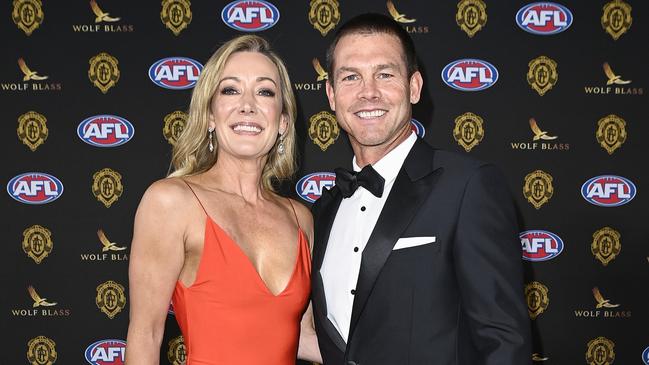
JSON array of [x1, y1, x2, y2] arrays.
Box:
[[453, 164, 532, 365]]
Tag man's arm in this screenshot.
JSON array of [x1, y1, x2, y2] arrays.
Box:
[[453, 164, 532, 364]]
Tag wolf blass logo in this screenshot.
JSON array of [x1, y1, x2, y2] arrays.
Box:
[[72, 0, 134, 32], [294, 58, 326, 92], [574, 286, 631, 319], [584, 62, 643, 96], [1, 58, 61, 92], [387, 0, 428, 34], [11, 286, 71, 317], [511, 118, 569, 151], [81, 229, 128, 261]]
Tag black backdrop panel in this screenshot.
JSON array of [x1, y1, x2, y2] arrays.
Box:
[[3, 1, 648, 364]]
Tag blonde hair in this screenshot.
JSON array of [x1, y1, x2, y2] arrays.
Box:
[[169, 35, 297, 192]]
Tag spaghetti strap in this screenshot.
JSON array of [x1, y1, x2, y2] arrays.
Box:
[[286, 198, 301, 230], [182, 179, 209, 216]]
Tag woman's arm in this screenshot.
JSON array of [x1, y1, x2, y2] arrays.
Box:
[[293, 200, 322, 363], [298, 301, 322, 363], [125, 181, 187, 364]]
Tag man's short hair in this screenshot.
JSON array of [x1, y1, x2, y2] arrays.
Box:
[[325, 13, 419, 85]]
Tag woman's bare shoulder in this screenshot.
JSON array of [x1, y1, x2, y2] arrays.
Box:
[[287, 198, 314, 242], [137, 177, 194, 218]]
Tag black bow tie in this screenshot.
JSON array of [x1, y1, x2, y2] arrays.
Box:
[[334, 165, 385, 198]]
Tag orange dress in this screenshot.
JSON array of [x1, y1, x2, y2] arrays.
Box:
[[172, 184, 311, 365]]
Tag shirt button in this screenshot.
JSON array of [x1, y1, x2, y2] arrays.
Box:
[[360, 206, 366, 211], [353, 247, 359, 252], [351, 289, 356, 295]]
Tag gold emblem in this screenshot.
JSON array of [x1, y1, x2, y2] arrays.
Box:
[[161, 0, 192, 36], [167, 335, 187, 365], [523, 170, 553, 209], [603, 62, 630, 85], [28, 285, 57, 307], [27, 336, 57, 365], [17, 111, 48, 151], [88, 52, 120, 94], [12, 0, 44, 36], [90, 0, 120, 22], [163, 110, 188, 145], [22, 224, 53, 264], [525, 281, 549, 320], [591, 227, 621, 266], [456, 0, 487, 37], [308, 111, 339, 151], [529, 118, 557, 141], [532, 353, 549, 361], [453, 112, 484, 152], [18, 58, 48, 81], [309, 0, 340, 36], [96, 280, 126, 319], [312, 58, 328, 81], [586, 337, 615, 365], [592, 287, 619, 309], [596, 114, 626, 155], [92, 168, 124, 208], [387, 0, 415, 23], [527, 56, 558, 96], [602, 0, 632, 40], [98, 229, 126, 252]]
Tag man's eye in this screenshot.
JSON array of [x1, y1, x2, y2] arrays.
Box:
[[220, 87, 238, 95], [378, 73, 394, 79], [258, 89, 276, 97], [342, 74, 359, 82]]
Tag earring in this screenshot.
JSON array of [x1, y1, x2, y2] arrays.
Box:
[[208, 127, 214, 152], [277, 134, 285, 155]]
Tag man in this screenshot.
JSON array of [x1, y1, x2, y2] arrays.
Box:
[[311, 13, 532, 365]]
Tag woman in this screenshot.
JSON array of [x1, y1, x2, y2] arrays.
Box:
[[125, 35, 321, 364]]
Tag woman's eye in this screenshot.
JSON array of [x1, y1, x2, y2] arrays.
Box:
[[258, 89, 276, 97], [220, 87, 238, 95]]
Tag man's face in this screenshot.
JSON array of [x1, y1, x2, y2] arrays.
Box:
[[326, 32, 422, 151]]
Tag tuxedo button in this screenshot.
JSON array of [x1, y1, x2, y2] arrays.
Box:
[[351, 289, 356, 295], [353, 247, 359, 252], [360, 206, 366, 211]]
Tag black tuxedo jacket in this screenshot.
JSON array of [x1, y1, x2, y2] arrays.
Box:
[[311, 139, 532, 365]]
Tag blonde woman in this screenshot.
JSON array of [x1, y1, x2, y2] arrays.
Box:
[[125, 35, 321, 364]]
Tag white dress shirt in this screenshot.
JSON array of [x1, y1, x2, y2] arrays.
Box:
[[320, 132, 417, 342]]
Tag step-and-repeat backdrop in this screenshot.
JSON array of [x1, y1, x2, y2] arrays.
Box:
[[3, 1, 648, 364]]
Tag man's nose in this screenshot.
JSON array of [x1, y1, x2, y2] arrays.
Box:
[[358, 78, 381, 100]]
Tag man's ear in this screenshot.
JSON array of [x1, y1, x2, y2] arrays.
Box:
[[409, 71, 423, 104], [325, 80, 336, 112]]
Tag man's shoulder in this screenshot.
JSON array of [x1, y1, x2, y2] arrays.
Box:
[[414, 139, 488, 173]]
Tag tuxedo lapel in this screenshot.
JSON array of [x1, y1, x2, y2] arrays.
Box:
[[312, 185, 343, 272], [311, 185, 346, 352], [348, 140, 443, 339]]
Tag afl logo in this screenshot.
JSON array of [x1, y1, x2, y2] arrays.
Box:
[[410, 118, 425, 138], [78, 115, 134, 148], [7, 172, 63, 205], [520, 230, 563, 262], [296, 172, 336, 203], [149, 57, 203, 90], [442, 59, 498, 91], [516, 2, 573, 35], [84, 339, 126, 365], [222, 0, 280, 32], [581, 175, 636, 207]]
